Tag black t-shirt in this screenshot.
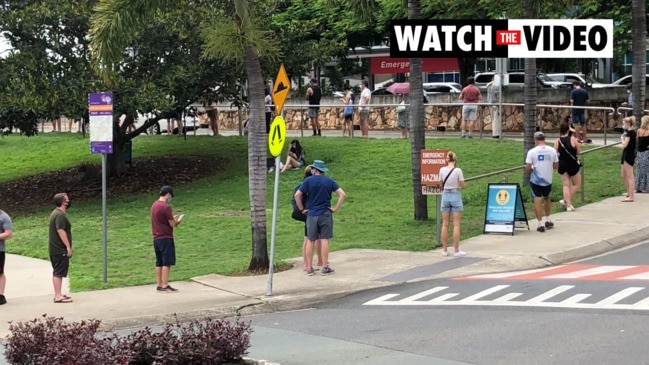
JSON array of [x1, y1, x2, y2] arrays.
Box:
[[308, 85, 322, 106], [570, 88, 589, 107]]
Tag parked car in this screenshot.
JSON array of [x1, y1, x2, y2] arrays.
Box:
[[474, 72, 570, 91], [546, 73, 611, 88], [612, 74, 649, 86], [423, 82, 462, 94]]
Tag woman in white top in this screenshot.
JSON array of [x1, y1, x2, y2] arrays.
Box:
[[439, 151, 467, 257]]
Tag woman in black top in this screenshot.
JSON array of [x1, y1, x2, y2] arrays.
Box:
[[553, 122, 582, 211], [636, 116, 649, 192], [621, 116, 637, 202]]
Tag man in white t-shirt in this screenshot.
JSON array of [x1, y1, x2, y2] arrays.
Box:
[[525, 132, 559, 232], [359, 80, 372, 138]]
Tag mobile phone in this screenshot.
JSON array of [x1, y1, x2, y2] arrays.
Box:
[[178, 214, 184, 221]]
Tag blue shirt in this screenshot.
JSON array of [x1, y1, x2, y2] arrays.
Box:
[[298, 175, 340, 216], [570, 88, 589, 109]]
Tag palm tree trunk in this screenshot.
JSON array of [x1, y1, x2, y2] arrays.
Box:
[[408, 0, 427, 221], [631, 0, 646, 126], [522, 0, 538, 186], [233, 0, 269, 271]]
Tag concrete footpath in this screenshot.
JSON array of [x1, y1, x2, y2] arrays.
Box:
[[1, 193, 647, 340]]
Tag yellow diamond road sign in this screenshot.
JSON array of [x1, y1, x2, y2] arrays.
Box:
[[272, 64, 290, 114], [268, 116, 286, 157]]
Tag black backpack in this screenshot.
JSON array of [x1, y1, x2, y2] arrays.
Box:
[[291, 186, 307, 222]]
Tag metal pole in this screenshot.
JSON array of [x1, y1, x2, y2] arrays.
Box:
[[580, 156, 585, 204], [436, 195, 441, 245], [102, 153, 108, 283], [266, 155, 281, 296]]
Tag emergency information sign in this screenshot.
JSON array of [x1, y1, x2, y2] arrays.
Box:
[[420, 149, 448, 195], [390, 19, 613, 58]]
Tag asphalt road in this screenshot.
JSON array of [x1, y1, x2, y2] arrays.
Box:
[[245, 242, 649, 365]]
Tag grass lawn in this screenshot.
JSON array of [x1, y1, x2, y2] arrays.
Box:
[[0, 133, 624, 291]]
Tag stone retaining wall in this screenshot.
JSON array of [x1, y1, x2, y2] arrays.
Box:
[[215, 87, 645, 132]]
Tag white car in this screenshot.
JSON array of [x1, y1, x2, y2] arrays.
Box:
[[612, 74, 649, 86], [546, 73, 611, 88], [423, 82, 463, 94]]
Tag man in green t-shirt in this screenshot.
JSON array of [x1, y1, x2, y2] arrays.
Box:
[[49, 193, 73, 303]]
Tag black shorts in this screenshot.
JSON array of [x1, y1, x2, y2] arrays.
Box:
[[0, 252, 5, 274], [154, 238, 176, 267], [530, 182, 552, 198], [558, 163, 580, 177], [50, 253, 70, 278]]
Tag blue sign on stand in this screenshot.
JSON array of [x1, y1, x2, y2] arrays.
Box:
[[484, 183, 529, 235]]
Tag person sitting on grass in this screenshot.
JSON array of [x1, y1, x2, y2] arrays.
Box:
[[281, 140, 305, 173]]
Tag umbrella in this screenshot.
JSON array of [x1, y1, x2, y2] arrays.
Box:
[[386, 82, 410, 95]]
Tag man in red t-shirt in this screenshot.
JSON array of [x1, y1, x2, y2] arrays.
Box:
[[459, 76, 482, 138], [151, 185, 182, 293]]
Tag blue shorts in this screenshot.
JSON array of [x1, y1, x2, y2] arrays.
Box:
[[571, 111, 585, 125], [530, 183, 552, 198], [441, 191, 463, 213], [154, 238, 176, 267]]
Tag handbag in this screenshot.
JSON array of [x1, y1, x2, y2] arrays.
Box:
[[558, 137, 582, 166], [396, 101, 406, 114]]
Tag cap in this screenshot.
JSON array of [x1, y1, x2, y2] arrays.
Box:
[[534, 131, 545, 141], [160, 185, 174, 197]]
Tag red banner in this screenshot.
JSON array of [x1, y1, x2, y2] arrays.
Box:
[[370, 57, 458, 74]]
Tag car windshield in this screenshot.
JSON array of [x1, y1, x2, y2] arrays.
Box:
[[537, 74, 554, 82], [583, 74, 598, 84]]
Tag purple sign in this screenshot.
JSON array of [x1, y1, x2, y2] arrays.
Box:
[[88, 92, 114, 154]]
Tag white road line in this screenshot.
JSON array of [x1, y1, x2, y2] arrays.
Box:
[[631, 297, 649, 307], [399, 287, 449, 303], [363, 294, 400, 305], [619, 272, 649, 280], [596, 287, 645, 305], [426, 293, 459, 303], [526, 285, 574, 303], [543, 266, 637, 279], [560, 294, 592, 304], [458, 285, 510, 302], [491, 293, 523, 303]]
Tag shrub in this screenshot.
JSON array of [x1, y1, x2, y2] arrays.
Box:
[[4, 315, 253, 365]]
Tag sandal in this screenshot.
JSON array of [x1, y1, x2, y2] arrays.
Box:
[[622, 198, 634, 202], [53, 297, 73, 303]]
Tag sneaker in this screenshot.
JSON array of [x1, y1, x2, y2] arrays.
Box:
[[306, 268, 315, 276], [559, 199, 566, 206], [158, 285, 179, 293], [0, 294, 6, 305], [566, 205, 576, 212], [441, 250, 449, 257], [537, 225, 546, 232], [545, 221, 554, 229], [468, 134, 473, 139], [454, 250, 467, 257], [321, 266, 335, 274]]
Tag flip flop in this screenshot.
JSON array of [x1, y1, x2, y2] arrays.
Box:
[[54, 297, 73, 303], [622, 198, 634, 202]]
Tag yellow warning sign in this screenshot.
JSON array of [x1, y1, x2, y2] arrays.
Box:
[[272, 64, 290, 114], [268, 116, 287, 157]]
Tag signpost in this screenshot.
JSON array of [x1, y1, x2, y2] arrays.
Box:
[[483, 183, 529, 235], [420, 149, 448, 244], [88, 92, 113, 283], [267, 65, 289, 296]]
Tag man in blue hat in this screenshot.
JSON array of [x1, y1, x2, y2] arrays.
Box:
[[294, 160, 346, 276]]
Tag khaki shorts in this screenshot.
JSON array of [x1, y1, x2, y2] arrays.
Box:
[[359, 109, 370, 121]]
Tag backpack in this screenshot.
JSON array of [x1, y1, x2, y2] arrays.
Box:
[[291, 185, 307, 222]]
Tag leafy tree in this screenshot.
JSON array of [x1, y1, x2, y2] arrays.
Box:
[[90, 0, 279, 271]]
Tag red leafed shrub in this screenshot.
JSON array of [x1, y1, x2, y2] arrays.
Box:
[[4, 315, 252, 365]]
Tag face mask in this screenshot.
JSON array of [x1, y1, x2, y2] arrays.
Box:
[[627, 90, 631, 94], [310, 169, 315, 176], [167, 197, 173, 204], [623, 124, 628, 130], [65, 200, 72, 208]]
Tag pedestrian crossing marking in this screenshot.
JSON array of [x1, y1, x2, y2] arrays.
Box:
[[457, 264, 649, 282], [363, 285, 649, 311]]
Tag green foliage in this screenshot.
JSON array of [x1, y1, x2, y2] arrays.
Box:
[[2, 134, 624, 291]]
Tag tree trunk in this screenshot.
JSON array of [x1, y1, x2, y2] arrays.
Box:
[[457, 57, 477, 85], [243, 44, 270, 271], [631, 0, 646, 126], [107, 121, 128, 177], [408, 0, 427, 221], [522, 0, 538, 186]]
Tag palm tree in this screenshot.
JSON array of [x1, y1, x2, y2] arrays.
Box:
[[408, 0, 427, 220], [631, 0, 646, 126], [522, 0, 538, 186], [90, 0, 275, 271]]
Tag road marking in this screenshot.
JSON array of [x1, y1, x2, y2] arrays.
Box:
[[458, 265, 649, 282], [363, 285, 649, 311]]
